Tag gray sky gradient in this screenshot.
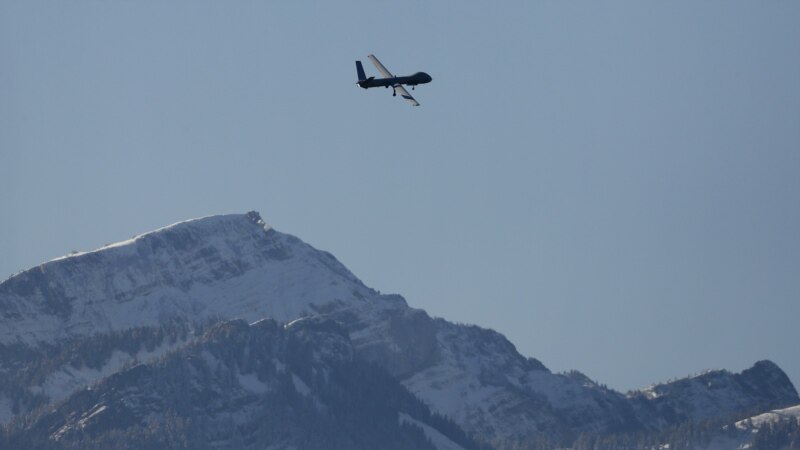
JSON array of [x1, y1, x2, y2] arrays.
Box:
[[2, 1, 799, 392]]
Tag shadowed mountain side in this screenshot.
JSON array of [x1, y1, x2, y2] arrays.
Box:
[[3, 318, 484, 450]]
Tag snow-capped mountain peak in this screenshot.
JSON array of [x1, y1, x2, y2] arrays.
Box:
[[0, 211, 373, 346]]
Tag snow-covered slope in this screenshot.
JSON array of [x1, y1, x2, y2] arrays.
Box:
[[0, 212, 377, 345], [1, 212, 796, 447], [690, 403, 800, 450], [737, 404, 800, 429]]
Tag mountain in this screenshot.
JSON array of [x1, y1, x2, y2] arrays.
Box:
[[1, 212, 797, 448], [3, 316, 482, 450], [628, 360, 800, 428]]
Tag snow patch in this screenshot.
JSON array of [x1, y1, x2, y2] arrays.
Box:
[[292, 374, 311, 397], [33, 339, 185, 410], [37, 350, 131, 401], [399, 413, 466, 450], [237, 372, 269, 394]]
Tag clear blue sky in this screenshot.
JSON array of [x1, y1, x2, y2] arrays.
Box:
[[2, 1, 799, 392]]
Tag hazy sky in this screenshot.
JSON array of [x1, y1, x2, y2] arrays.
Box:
[[2, 1, 799, 392]]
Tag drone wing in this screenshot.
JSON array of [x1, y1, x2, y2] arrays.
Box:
[[367, 54, 394, 78], [393, 84, 420, 106]]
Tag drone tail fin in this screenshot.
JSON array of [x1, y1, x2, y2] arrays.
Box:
[[356, 61, 367, 82]]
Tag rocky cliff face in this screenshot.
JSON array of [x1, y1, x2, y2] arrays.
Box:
[[1, 212, 797, 447]]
